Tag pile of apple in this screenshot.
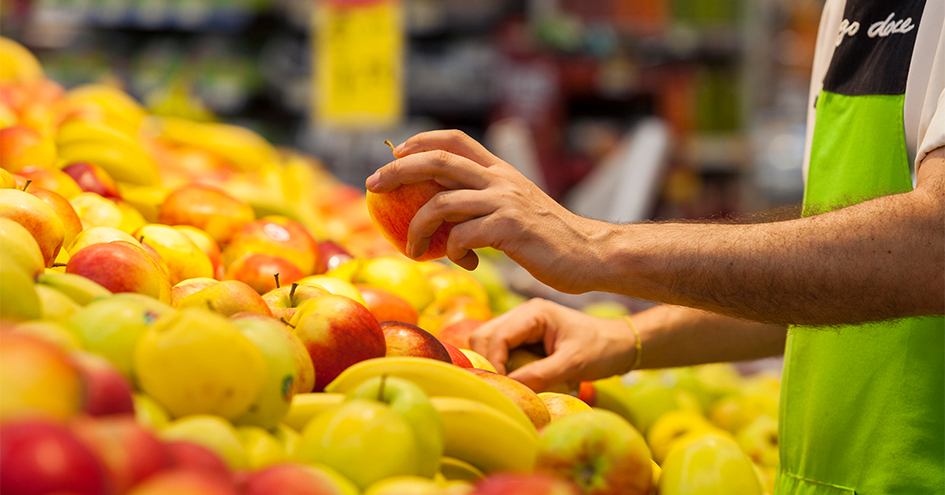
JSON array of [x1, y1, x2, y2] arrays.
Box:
[[0, 36, 780, 495]]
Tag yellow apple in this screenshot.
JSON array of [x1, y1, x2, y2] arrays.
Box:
[[137, 223, 215, 285], [352, 256, 435, 312]]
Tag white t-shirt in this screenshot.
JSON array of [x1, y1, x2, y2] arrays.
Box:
[[803, 0, 945, 179]]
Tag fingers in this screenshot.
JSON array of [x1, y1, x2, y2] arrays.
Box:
[[395, 129, 501, 168], [469, 299, 551, 374], [367, 150, 492, 193], [405, 189, 498, 259], [507, 352, 578, 392]]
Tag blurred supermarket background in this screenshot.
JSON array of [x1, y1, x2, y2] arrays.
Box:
[[1, 0, 820, 222]]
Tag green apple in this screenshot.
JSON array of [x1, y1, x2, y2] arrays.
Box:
[[236, 425, 289, 470], [0, 258, 41, 321], [351, 257, 434, 312], [658, 433, 764, 495], [35, 272, 111, 306], [735, 414, 779, 468], [68, 294, 173, 378], [272, 423, 300, 457], [161, 415, 250, 470], [0, 217, 44, 277], [229, 314, 300, 429], [133, 308, 267, 420], [296, 398, 419, 489], [262, 281, 330, 324], [133, 392, 171, 430], [348, 375, 444, 477], [537, 409, 652, 495]]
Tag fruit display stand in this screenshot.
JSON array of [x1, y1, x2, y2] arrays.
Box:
[[0, 38, 779, 495]]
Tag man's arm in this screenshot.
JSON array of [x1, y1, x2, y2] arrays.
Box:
[[470, 299, 787, 392], [590, 147, 944, 325], [368, 133, 943, 327]]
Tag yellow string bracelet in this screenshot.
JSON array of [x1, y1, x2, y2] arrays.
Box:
[[624, 315, 643, 370]]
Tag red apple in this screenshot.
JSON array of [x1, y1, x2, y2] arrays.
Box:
[[262, 282, 331, 324], [225, 253, 305, 294], [366, 179, 456, 261], [171, 277, 218, 306], [163, 441, 230, 476], [380, 320, 452, 363], [61, 162, 121, 199], [125, 469, 238, 495], [0, 419, 107, 495], [536, 409, 652, 495], [222, 216, 320, 276], [241, 462, 357, 495], [467, 368, 551, 430], [16, 166, 82, 198], [442, 341, 473, 368], [158, 184, 255, 244], [316, 240, 353, 273], [436, 318, 484, 349], [176, 279, 273, 317], [293, 294, 385, 391], [27, 185, 83, 248], [66, 241, 171, 303], [0, 187, 65, 266], [72, 352, 135, 417], [356, 284, 419, 325], [578, 382, 596, 406], [418, 295, 492, 336], [0, 333, 84, 421], [70, 416, 170, 494], [0, 125, 57, 173], [472, 473, 580, 495]]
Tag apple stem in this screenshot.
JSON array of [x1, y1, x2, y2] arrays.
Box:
[[51, 262, 67, 268], [384, 139, 395, 152], [206, 301, 216, 312], [378, 374, 388, 402], [274, 273, 281, 289], [22, 180, 31, 191], [280, 317, 296, 329], [290, 282, 298, 299]]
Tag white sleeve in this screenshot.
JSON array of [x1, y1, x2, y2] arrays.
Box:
[[915, 8, 945, 169]]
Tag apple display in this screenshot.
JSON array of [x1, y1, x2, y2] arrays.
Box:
[[125, 469, 239, 495], [72, 351, 136, 417], [292, 294, 386, 391], [537, 392, 592, 422], [0, 419, 107, 495], [158, 184, 255, 244], [295, 275, 366, 306], [418, 295, 492, 336], [163, 440, 230, 476], [536, 409, 652, 495], [160, 415, 250, 470], [27, 185, 83, 247], [62, 161, 121, 199], [351, 256, 435, 312], [356, 284, 419, 325], [459, 348, 497, 372], [317, 239, 354, 273], [222, 216, 320, 275], [0, 187, 65, 266], [658, 433, 764, 495], [646, 410, 719, 465], [16, 165, 83, 198], [225, 253, 305, 294], [366, 179, 456, 261], [422, 266, 490, 306], [467, 368, 551, 430], [381, 320, 452, 363], [174, 225, 224, 279], [470, 473, 580, 495], [70, 191, 123, 230], [170, 277, 217, 306], [442, 341, 473, 368], [0, 216, 45, 277], [235, 425, 289, 470], [67, 225, 139, 254]]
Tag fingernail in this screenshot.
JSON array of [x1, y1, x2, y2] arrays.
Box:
[[365, 173, 379, 189], [394, 142, 406, 154]]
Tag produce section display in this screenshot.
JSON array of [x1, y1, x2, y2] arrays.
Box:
[[0, 37, 780, 495]]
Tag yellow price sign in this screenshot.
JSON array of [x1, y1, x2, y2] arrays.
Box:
[[313, 0, 404, 128]]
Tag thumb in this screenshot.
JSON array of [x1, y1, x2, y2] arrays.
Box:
[[507, 352, 575, 393]]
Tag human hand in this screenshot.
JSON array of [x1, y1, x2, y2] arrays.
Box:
[[468, 298, 639, 392], [366, 130, 607, 294]]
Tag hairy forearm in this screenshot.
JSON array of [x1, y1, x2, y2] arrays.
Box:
[[591, 156, 944, 326], [632, 305, 787, 369]]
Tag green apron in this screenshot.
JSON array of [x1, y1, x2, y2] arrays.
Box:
[[774, 2, 945, 490]]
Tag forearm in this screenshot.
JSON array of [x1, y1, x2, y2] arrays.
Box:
[[591, 161, 944, 325], [632, 305, 787, 369]]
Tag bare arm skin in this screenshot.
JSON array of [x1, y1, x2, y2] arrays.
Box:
[[367, 131, 944, 326], [469, 299, 787, 392]]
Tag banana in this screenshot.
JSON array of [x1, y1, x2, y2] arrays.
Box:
[[430, 396, 539, 475], [55, 118, 138, 146], [35, 272, 112, 306], [0, 37, 44, 83], [57, 139, 159, 186], [324, 357, 535, 433], [150, 116, 278, 172], [63, 84, 147, 132], [281, 393, 345, 432], [438, 456, 485, 483]]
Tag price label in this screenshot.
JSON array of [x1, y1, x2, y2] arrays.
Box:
[[313, 0, 404, 128]]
